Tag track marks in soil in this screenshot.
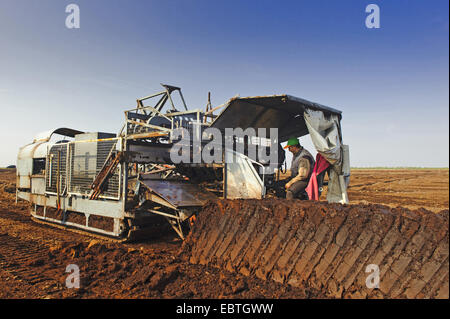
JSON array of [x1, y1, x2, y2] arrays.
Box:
[[0, 233, 63, 295]]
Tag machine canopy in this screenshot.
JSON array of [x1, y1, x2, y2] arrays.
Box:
[[210, 94, 342, 143]]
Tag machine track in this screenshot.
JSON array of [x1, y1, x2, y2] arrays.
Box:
[[183, 199, 449, 299], [30, 213, 174, 243], [30, 216, 129, 243]]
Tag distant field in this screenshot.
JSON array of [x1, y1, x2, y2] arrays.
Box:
[[4, 167, 449, 213], [279, 168, 449, 213], [344, 168, 449, 213]]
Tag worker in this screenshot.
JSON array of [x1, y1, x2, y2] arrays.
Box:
[[284, 137, 315, 200]]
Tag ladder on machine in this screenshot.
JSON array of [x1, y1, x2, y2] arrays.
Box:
[[89, 151, 124, 200]]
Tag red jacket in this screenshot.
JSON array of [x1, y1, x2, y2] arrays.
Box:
[[306, 153, 330, 200]]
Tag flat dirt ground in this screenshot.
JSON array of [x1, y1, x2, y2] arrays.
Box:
[[0, 168, 448, 299], [345, 169, 449, 213]]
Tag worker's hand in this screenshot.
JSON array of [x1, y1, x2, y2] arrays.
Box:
[[285, 182, 291, 190]]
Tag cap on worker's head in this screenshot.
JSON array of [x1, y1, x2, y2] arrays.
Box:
[[284, 137, 300, 149]]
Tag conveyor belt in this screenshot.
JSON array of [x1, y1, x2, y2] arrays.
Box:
[[140, 179, 216, 208]]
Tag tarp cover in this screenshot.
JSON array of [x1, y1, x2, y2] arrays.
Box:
[[304, 109, 350, 204]]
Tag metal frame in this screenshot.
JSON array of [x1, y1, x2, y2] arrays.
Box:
[[17, 85, 345, 240]]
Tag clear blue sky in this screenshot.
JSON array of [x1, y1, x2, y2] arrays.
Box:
[[0, 0, 448, 167]]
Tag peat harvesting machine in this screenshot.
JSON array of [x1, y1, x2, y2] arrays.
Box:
[[16, 84, 349, 241]]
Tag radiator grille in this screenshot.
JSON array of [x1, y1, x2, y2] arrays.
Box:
[[68, 140, 120, 199]]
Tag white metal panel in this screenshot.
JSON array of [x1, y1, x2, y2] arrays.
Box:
[[31, 177, 46, 195], [16, 158, 32, 188], [17, 191, 30, 201], [225, 150, 264, 199], [33, 142, 54, 158], [33, 130, 55, 143], [17, 144, 36, 159]]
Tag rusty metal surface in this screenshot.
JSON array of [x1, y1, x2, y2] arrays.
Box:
[[141, 179, 216, 208]]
